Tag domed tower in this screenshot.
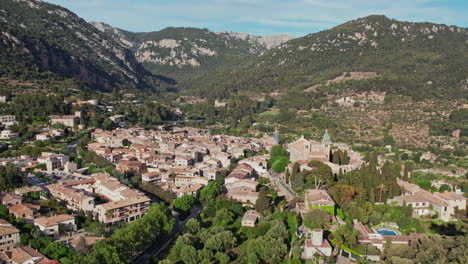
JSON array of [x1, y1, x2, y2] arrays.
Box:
[[322, 129, 332, 148]]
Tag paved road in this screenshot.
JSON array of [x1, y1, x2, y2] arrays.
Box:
[[270, 171, 297, 201], [66, 137, 80, 154], [134, 204, 203, 264]]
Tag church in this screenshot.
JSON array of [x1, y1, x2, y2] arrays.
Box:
[[288, 130, 332, 163]]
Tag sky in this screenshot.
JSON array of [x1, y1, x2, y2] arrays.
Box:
[[45, 0, 468, 37]]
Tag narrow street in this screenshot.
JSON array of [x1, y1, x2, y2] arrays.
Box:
[[134, 204, 203, 264], [270, 171, 297, 201]]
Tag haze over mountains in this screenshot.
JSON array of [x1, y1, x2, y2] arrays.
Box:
[[0, 0, 467, 100]]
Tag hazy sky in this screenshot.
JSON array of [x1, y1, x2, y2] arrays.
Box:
[[45, 0, 468, 37]]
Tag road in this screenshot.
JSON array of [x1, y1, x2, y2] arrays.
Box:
[[134, 204, 203, 264], [66, 137, 80, 154], [270, 171, 297, 201]]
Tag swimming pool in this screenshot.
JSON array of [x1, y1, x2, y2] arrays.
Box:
[[375, 227, 400, 236]]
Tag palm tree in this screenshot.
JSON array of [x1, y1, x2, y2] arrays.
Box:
[[377, 183, 387, 203]]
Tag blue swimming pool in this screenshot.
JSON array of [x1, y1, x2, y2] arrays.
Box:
[[375, 227, 401, 235], [377, 229, 398, 235]]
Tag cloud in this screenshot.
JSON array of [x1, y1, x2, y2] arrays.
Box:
[[45, 0, 468, 36]]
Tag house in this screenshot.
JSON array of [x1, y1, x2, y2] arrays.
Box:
[[303, 229, 333, 258], [141, 171, 162, 184], [50, 114, 80, 127], [226, 187, 259, 205], [1, 194, 22, 207], [304, 189, 335, 210], [175, 156, 193, 167], [37, 152, 70, 172], [173, 183, 204, 197], [392, 179, 459, 221], [117, 160, 147, 173], [224, 179, 258, 192], [225, 163, 254, 184], [435, 191, 467, 213], [0, 219, 20, 251], [353, 220, 422, 251], [34, 214, 77, 238], [241, 210, 260, 227], [0, 130, 19, 139], [7, 204, 40, 221], [35, 130, 63, 141], [4, 246, 54, 264], [0, 115, 16, 127]]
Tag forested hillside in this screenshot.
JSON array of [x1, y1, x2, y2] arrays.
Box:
[[189, 15, 468, 100]]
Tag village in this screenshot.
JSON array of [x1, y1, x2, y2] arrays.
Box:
[[0, 106, 464, 263]]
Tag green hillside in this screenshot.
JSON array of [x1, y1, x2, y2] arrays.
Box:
[[189, 15, 468, 100]]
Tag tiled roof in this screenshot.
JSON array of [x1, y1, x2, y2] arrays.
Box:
[[0, 219, 19, 236]]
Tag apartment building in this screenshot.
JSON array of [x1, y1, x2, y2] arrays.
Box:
[[0, 220, 20, 251], [46, 174, 151, 224], [95, 196, 150, 224], [45, 183, 95, 212]]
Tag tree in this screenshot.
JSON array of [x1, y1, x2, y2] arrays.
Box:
[[74, 236, 90, 255], [200, 182, 221, 202], [377, 183, 387, 203], [303, 209, 331, 230], [180, 245, 198, 264], [304, 160, 334, 188], [342, 150, 349, 165], [439, 184, 451, 192], [332, 150, 341, 164], [173, 195, 197, 214], [122, 139, 131, 147], [205, 231, 237, 253], [213, 208, 235, 227], [185, 218, 200, 234], [215, 252, 230, 264], [255, 188, 271, 214], [268, 145, 290, 173], [43, 241, 75, 261], [272, 156, 289, 173]]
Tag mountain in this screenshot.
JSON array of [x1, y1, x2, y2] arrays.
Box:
[[91, 22, 294, 80], [0, 0, 174, 92], [191, 15, 468, 100]]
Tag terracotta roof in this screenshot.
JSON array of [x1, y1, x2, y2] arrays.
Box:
[[435, 192, 467, 201], [70, 235, 104, 248], [99, 196, 150, 210], [8, 203, 39, 215], [0, 219, 19, 236], [34, 214, 75, 227], [10, 246, 48, 264], [306, 238, 332, 249]]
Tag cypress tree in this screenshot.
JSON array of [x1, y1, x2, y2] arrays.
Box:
[[342, 150, 349, 165]]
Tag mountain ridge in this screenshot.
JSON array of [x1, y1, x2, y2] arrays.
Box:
[[0, 0, 174, 92], [90, 22, 294, 80], [189, 14, 468, 99]]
